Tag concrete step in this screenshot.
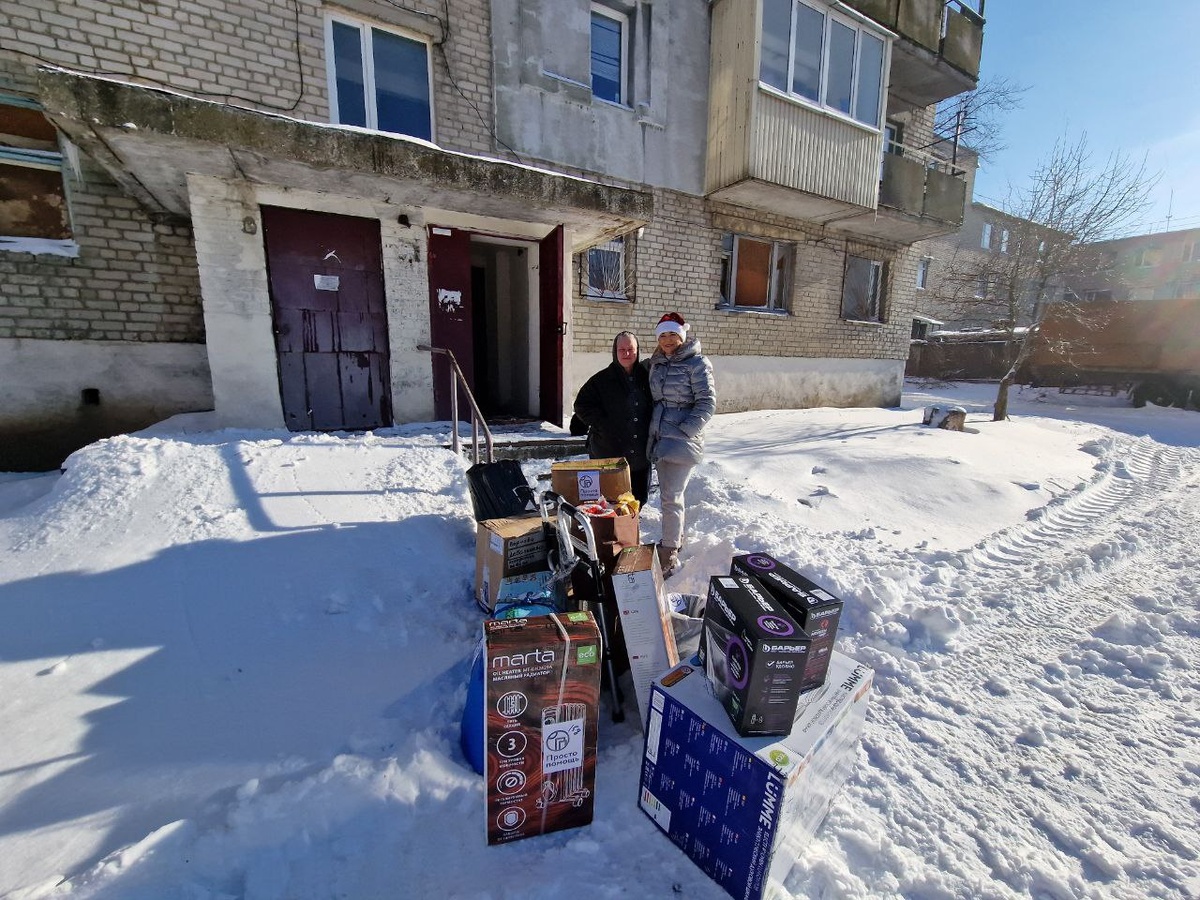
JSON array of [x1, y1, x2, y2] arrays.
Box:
[[446, 436, 588, 463]]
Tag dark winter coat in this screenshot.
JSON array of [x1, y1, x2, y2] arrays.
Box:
[[647, 337, 716, 465], [573, 351, 652, 474]]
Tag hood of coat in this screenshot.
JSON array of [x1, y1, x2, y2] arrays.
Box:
[[611, 330, 642, 369], [650, 336, 702, 364]]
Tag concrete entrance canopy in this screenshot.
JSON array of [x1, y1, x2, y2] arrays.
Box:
[[31, 69, 653, 432], [34, 68, 653, 250]]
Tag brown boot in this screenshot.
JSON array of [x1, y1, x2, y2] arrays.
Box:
[[657, 544, 679, 578]]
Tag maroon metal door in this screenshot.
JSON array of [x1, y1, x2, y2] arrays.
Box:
[[427, 226, 475, 421], [261, 206, 391, 431], [539, 225, 564, 423]]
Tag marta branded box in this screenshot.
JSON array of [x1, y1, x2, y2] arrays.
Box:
[[484, 612, 602, 845], [475, 514, 549, 613], [639, 652, 873, 900], [609, 545, 680, 727], [551, 457, 632, 505], [730, 554, 844, 692], [702, 576, 810, 736]]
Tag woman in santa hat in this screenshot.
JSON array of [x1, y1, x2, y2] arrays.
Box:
[[646, 312, 716, 576]]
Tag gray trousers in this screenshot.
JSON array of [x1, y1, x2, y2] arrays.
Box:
[[655, 459, 696, 551]]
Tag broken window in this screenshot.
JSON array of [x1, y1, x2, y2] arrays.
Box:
[[841, 254, 886, 322], [583, 235, 633, 301], [0, 97, 71, 242], [719, 234, 794, 311]]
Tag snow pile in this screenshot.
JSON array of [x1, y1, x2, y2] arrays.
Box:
[[1, 383, 1197, 899]]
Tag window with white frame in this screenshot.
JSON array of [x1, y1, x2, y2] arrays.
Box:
[[583, 236, 632, 301], [326, 14, 432, 141], [1182, 241, 1200, 263], [719, 234, 794, 311], [590, 4, 628, 105], [916, 256, 930, 290], [0, 98, 72, 244], [974, 275, 990, 299], [981, 223, 992, 250], [1000, 229, 1010, 253], [842, 255, 886, 322], [759, 0, 888, 129]]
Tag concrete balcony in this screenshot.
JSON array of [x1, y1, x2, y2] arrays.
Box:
[[845, 0, 984, 111], [704, 0, 974, 238], [830, 143, 967, 241]]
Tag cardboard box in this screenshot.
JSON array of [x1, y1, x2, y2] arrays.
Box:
[[610, 545, 680, 727], [475, 515, 549, 613], [567, 510, 640, 565], [484, 612, 602, 845], [551, 457, 632, 505], [702, 576, 810, 736], [639, 653, 873, 900], [729, 554, 843, 692]]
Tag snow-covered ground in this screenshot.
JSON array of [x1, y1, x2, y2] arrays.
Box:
[[0, 381, 1197, 899]]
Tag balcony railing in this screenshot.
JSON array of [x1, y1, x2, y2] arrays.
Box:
[[884, 137, 968, 179], [875, 138, 968, 233], [845, 0, 984, 109]]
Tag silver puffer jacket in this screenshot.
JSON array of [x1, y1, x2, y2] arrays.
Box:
[[646, 337, 716, 465]]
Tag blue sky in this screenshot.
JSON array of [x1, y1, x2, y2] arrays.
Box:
[[969, 0, 1200, 235]]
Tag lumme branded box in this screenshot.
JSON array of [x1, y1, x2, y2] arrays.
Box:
[[639, 653, 873, 900], [609, 545, 680, 728], [730, 554, 843, 692], [475, 514, 549, 613], [484, 612, 602, 845], [702, 575, 810, 737]]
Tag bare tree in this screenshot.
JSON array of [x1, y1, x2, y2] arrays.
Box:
[[932, 77, 1028, 167], [940, 135, 1158, 420]]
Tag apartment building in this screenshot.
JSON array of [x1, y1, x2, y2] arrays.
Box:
[[910, 198, 1051, 335], [1067, 226, 1200, 303], [0, 0, 984, 469]]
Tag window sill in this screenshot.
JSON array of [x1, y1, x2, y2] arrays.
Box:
[[716, 304, 789, 317], [593, 96, 633, 113], [584, 293, 632, 304], [842, 317, 884, 327], [0, 237, 79, 258]]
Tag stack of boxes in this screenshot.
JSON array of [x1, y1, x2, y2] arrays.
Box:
[[635, 551, 870, 900], [466, 456, 870, 889], [729, 553, 843, 691], [471, 457, 644, 846]]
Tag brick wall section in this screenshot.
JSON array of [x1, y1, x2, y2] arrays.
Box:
[[0, 0, 323, 120], [571, 187, 917, 363], [0, 0, 495, 343], [434, 0, 496, 155], [0, 0, 494, 152], [0, 126, 204, 342]]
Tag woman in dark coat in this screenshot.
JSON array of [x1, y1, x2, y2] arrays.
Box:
[[572, 331, 653, 503]]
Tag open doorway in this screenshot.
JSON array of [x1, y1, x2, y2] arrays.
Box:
[[469, 238, 539, 421], [427, 225, 562, 425]]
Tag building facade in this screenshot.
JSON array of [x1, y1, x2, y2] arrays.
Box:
[[0, 0, 983, 469], [1067, 226, 1200, 303]]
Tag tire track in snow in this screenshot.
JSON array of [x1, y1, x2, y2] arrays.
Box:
[[838, 437, 1200, 898]]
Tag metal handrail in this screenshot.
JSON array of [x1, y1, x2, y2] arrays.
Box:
[[884, 137, 967, 179], [418, 344, 495, 465]]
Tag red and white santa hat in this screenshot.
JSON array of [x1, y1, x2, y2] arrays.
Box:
[[655, 311, 688, 339]]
